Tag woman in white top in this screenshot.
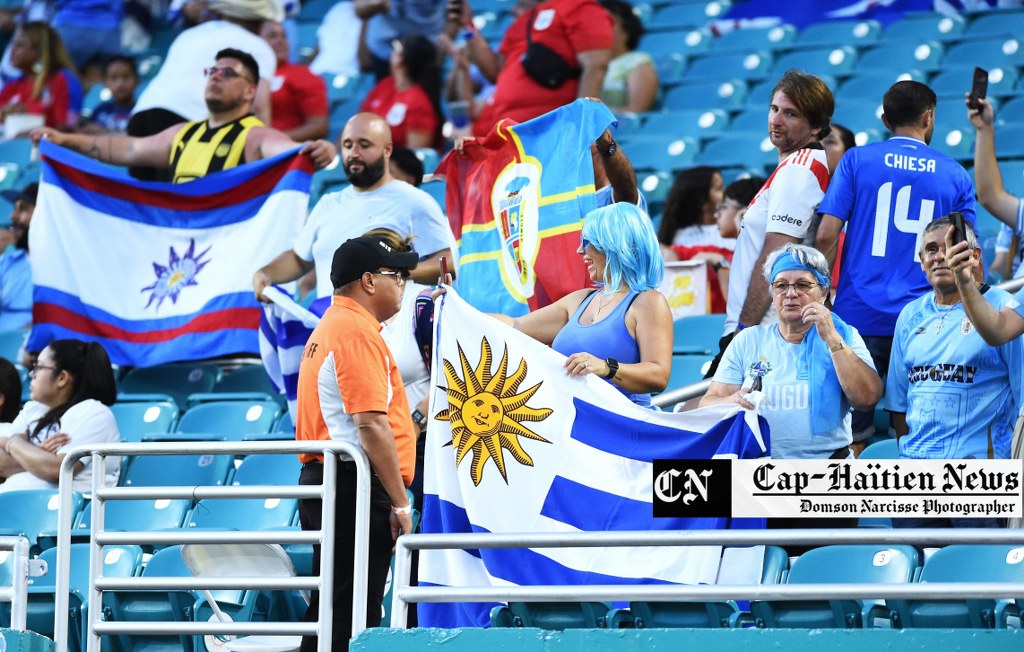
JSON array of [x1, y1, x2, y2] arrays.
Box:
[[0, 339, 120, 493]]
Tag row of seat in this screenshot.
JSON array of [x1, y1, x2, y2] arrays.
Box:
[[491, 543, 1024, 631]]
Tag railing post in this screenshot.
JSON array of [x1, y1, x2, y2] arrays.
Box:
[[8, 536, 29, 631], [390, 536, 412, 628]]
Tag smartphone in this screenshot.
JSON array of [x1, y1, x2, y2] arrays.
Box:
[[950, 211, 966, 245], [441, 256, 449, 282], [968, 67, 988, 111]]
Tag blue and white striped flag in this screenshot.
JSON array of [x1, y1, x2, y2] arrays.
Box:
[[258, 287, 328, 421], [419, 288, 770, 627]]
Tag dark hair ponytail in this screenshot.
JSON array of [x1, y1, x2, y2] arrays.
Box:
[[0, 358, 21, 423], [31, 340, 116, 439]]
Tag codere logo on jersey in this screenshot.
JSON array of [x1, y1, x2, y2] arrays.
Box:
[[770, 213, 803, 226]]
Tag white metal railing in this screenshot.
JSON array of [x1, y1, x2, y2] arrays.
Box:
[[0, 535, 32, 631], [54, 440, 372, 652], [389, 528, 1024, 628]]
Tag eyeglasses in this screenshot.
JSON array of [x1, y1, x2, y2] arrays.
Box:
[[29, 362, 56, 375], [580, 235, 597, 251], [203, 66, 254, 83], [375, 269, 408, 285], [771, 280, 822, 295]]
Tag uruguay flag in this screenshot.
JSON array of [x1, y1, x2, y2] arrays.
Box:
[[27, 141, 312, 366], [420, 288, 770, 628], [435, 99, 615, 317], [258, 287, 328, 420]]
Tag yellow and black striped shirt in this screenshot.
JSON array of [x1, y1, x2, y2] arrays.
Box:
[[169, 115, 264, 183]]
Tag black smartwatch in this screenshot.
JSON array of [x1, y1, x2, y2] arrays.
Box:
[[598, 138, 617, 158], [412, 409, 427, 427], [604, 358, 619, 379]]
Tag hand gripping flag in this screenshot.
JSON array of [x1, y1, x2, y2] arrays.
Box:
[[419, 288, 770, 627], [27, 141, 312, 366], [435, 99, 615, 316]]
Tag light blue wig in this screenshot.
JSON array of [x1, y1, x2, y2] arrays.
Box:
[[581, 202, 663, 293]]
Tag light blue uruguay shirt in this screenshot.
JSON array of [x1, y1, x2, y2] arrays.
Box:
[[713, 323, 874, 459], [887, 286, 1022, 459]]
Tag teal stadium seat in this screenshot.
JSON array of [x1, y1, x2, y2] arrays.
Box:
[[769, 46, 857, 79], [832, 100, 885, 135], [490, 601, 612, 629], [931, 66, 1019, 99], [310, 157, 350, 205], [232, 453, 304, 487], [0, 490, 84, 555], [725, 107, 768, 135], [682, 51, 772, 82], [797, 19, 880, 47], [623, 135, 699, 173], [996, 160, 1024, 197], [941, 37, 1024, 72], [413, 147, 440, 176], [185, 496, 298, 531], [999, 97, 1024, 128], [420, 179, 446, 211], [0, 328, 27, 362], [0, 139, 33, 169], [640, 109, 729, 141], [0, 162, 21, 192], [173, 399, 281, 440], [881, 12, 965, 42], [697, 133, 776, 172], [119, 363, 222, 411], [673, 313, 726, 355], [963, 9, 1024, 38], [638, 170, 673, 216], [858, 41, 944, 73], [648, 1, 730, 31], [712, 24, 796, 52], [858, 438, 898, 459], [836, 70, 926, 104], [323, 72, 370, 106], [73, 498, 192, 548], [666, 354, 713, 392], [929, 121, 974, 160], [663, 79, 746, 111], [121, 454, 235, 487], [751, 545, 919, 628], [110, 400, 179, 442], [640, 28, 713, 59], [888, 545, 1024, 628], [298, 0, 336, 21], [609, 545, 789, 628], [654, 54, 688, 86], [186, 363, 282, 407], [274, 410, 295, 435], [103, 545, 198, 652]]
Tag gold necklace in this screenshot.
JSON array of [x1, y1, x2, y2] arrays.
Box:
[[594, 290, 625, 319], [934, 299, 961, 332]]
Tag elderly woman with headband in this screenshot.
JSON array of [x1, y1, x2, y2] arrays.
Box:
[[439, 202, 672, 407], [700, 243, 883, 459]]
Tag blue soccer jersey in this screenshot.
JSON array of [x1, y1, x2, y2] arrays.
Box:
[[820, 136, 976, 336], [886, 287, 1022, 460]]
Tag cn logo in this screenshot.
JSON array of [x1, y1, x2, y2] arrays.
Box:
[[653, 460, 732, 518]]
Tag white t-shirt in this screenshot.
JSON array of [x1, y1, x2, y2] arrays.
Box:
[[294, 179, 455, 298], [381, 281, 430, 411], [725, 147, 830, 333], [672, 224, 736, 250], [133, 21, 277, 121], [0, 400, 121, 494], [310, 2, 361, 77]]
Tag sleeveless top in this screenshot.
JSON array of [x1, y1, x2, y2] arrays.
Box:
[[551, 289, 651, 408], [169, 115, 264, 183]]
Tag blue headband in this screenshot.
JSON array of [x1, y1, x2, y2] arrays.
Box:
[[770, 252, 828, 286]]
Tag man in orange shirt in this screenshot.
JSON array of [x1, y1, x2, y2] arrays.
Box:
[[295, 235, 417, 651]]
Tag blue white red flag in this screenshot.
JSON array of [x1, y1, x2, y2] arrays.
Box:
[[258, 287, 328, 420], [419, 288, 770, 628], [27, 141, 312, 366], [434, 99, 615, 317]]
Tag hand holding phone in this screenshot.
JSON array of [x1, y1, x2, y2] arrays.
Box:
[[950, 211, 966, 246], [968, 67, 988, 111]]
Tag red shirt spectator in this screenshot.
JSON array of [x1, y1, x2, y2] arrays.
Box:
[[361, 76, 440, 149], [472, 0, 613, 135], [269, 61, 328, 134], [0, 73, 71, 128]]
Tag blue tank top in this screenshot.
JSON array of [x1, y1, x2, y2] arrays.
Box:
[[551, 290, 652, 408]]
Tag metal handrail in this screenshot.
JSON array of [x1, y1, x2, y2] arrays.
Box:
[[54, 440, 372, 652], [0, 535, 31, 631], [389, 528, 1024, 628]]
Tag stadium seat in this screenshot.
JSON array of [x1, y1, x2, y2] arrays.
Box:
[[294, 20, 319, 56], [174, 400, 281, 440], [996, 160, 1024, 198], [712, 24, 796, 52], [836, 70, 926, 104], [696, 133, 776, 171], [420, 179, 446, 211], [858, 41, 944, 73], [231, 453, 303, 487], [185, 497, 298, 531], [640, 109, 729, 141], [0, 328, 27, 362], [609, 545, 789, 628], [751, 545, 919, 628], [310, 156, 350, 205], [214, 364, 281, 397], [931, 66, 1019, 99], [648, 1, 729, 31], [623, 135, 699, 173], [103, 545, 197, 652], [638, 170, 674, 216], [769, 46, 857, 79], [274, 410, 295, 435], [888, 545, 1024, 628], [640, 28, 713, 59], [673, 313, 727, 355], [881, 13, 965, 42], [796, 19, 881, 47], [663, 79, 747, 111], [999, 97, 1024, 128], [119, 363, 222, 411], [725, 107, 768, 135], [666, 354, 713, 392], [653, 54, 688, 86], [743, 78, 777, 110], [490, 601, 612, 629], [73, 498, 192, 544], [858, 438, 898, 459], [0, 139, 33, 169], [941, 37, 1024, 71], [682, 51, 772, 82], [110, 399, 179, 443], [0, 162, 21, 192], [963, 10, 1024, 38], [0, 490, 85, 555], [120, 454, 235, 487], [930, 122, 975, 161]]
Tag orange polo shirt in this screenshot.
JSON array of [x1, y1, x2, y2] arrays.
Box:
[[295, 295, 415, 486]]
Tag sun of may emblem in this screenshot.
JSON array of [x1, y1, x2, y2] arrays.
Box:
[[435, 337, 553, 486], [141, 239, 211, 309]]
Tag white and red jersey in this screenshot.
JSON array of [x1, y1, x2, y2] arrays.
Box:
[[725, 146, 830, 333]]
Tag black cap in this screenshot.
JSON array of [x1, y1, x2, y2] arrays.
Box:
[[0, 182, 38, 206], [330, 236, 419, 289]]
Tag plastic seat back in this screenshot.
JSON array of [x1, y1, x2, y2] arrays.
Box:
[[121, 454, 234, 487], [175, 400, 281, 440], [232, 454, 303, 487], [490, 601, 611, 629], [110, 400, 179, 443], [186, 497, 298, 531], [666, 355, 713, 393], [673, 313, 727, 355], [76, 499, 192, 537], [859, 438, 899, 459], [119, 363, 222, 409], [0, 490, 85, 555]]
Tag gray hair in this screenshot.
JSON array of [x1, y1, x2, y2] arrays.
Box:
[[922, 215, 978, 250], [761, 243, 832, 292]]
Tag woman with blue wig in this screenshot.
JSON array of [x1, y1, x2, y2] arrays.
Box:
[[485, 202, 673, 407], [700, 243, 883, 458]]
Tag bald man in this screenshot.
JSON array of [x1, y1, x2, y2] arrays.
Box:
[[254, 112, 454, 300]]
